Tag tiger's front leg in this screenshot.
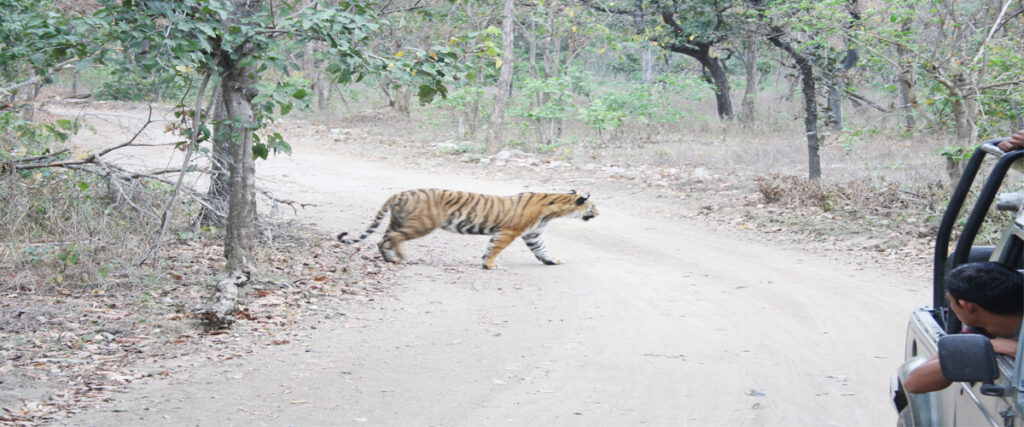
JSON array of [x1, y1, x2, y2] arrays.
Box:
[[482, 230, 521, 269], [521, 231, 562, 266]]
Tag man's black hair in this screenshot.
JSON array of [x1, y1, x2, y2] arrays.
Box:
[[946, 262, 1024, 315]]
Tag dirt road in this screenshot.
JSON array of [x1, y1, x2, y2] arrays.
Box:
[[58, 108, 926, 426]]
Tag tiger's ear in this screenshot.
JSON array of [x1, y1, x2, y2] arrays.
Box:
[[576, 194, 590, 205]]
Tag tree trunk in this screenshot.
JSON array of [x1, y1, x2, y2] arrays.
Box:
[[552, 23, 562, 79], [665, 42, 733, 120], [303, 43, 320, 112], [659, 12, 733, 120], [799, 62, 821, 180], [219, 1, 259, 277], [315, 66, 325, 111], [201, 91, 230, 227], [826, 47, 858, 131], [543, 11, 554, 79], [487, 0, 515, 154], [740, 34, 758, 125], [300, 0, 326, 112], [896, 18, 916, 131], [951, 95, 978, 147], [198, 0, 261, 327], [526, 19, 539, 78], [927, 71, 978, 147], [303, 0, 316, 103], [467, 93, 480, 136], [896, 71, 916, 131], [700, 56, 734, 121], [826, 0, 861, 131], [379, 78, 411, 117], [826, 85, 842, 131], [641, 47, 655, 83], [220, 70, 257, 275], [397, 87, 411, 117], [633, 0, 655, 83], [767, 30, 821, 180], [1013, 100, 1023, 133]]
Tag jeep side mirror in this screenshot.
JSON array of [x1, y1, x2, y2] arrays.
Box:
[[938, 334, 1003, 395]]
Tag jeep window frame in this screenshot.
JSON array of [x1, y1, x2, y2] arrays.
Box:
[[933, 139, 1024, 334]]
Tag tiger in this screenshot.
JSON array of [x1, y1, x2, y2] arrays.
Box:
[[336, 188, 598, 269]]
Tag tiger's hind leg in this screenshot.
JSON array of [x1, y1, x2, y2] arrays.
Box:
[[377, 216, 409, 263], [482, 230, 521, 270], [379, 215, 437, 264], [377, 234, 404, 263], [522, 231, 563, 266]]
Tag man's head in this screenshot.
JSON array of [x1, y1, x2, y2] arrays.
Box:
[[946, 262, 1024, 326]]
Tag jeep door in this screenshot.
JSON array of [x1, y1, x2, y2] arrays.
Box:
[[952, 355, 1015, 426]]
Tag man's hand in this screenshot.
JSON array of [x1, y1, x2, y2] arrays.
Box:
[[991, 337, 1018, 357], [997, 130, 1024, 152]]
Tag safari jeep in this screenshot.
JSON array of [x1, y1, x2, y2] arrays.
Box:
[[892, 139, 1024, 426]]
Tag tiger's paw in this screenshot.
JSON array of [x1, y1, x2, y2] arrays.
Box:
[[542, 258, 563, 265], [483, 261, 499, 270]]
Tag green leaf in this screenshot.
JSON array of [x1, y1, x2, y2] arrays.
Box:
[[274, 140, 292, 155], [417, 85, 438, 103], [56, 119, 73, 130], [292, 88, 309, 100], [253, 143, 269, 160], [77, 181, 89, 191]]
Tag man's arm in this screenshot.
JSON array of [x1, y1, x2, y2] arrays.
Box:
[[904, 339, 1017, 394], [904, 355, 953, 394], [991, 338, 1017, 357], [996, 130, 1024, 152]]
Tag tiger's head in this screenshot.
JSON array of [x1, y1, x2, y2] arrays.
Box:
[[567, 190, 598, 221]]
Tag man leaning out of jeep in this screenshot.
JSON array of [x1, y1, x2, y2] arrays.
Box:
[[998, 129, 1024, 152], [904, 262, 1023, 394]]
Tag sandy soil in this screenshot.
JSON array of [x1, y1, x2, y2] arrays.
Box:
[[45, 103, 930, 426]]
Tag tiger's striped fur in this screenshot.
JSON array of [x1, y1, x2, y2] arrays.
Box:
[[336, 189, 598, 269]]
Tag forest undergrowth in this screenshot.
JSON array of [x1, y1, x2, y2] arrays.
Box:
[[0, 108, 398, 423], [0, 212, 395, 423]]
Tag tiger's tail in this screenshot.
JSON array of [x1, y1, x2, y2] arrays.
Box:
[[337, 196, 395, 244]]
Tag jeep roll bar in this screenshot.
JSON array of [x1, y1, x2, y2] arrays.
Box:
[[932, 138, 1022, 314]]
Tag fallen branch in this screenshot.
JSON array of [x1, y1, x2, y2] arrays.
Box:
[[257, 186, 318, 215], [4, 105, 155, 174], [5, 142, 229, 229], [10, 149, 70, 164]]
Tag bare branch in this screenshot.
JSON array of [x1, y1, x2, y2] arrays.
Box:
[[3, 106, 155, 174], [843, 90, 891, 113], [14, 149, 69, 164], [577, 0, 632, 15], [96, 105, 155, 158], [145, 71, 214, 263], [970, 0, 1016, 69], [0, 57, 79, 96], [256, 187, 318, 215], [380, 0, 424, 15], [978, 79, 1024, 91]]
